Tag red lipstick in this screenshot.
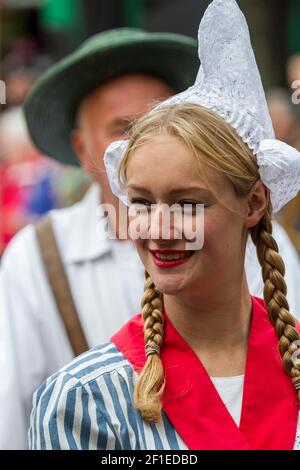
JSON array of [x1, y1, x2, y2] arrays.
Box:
[[149, 249, 194, 269]]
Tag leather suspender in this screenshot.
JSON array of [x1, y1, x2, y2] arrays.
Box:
[[35, 216, 89, 357]]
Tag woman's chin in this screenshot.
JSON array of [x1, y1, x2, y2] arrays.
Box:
[[154, 276, 187, 296]]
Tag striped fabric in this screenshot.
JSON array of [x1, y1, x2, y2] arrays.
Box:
[[29, 342, 187, 450], [29, 341, 300, 450]]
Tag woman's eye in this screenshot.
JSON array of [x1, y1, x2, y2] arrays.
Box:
[[129, 198, 152, 207], [180, 201, 198, 206], [179, 201, 207, 209]]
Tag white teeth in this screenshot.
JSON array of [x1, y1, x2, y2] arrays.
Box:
[[154, 253, 190, 261]]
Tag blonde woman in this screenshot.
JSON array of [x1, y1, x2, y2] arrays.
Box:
[[29, 0, 300, 450]]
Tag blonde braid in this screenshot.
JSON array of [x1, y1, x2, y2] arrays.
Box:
[[134, 271, 165, 422], [251, 207, 300, 401]]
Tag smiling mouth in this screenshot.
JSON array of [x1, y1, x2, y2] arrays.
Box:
[[149, 250, 195, 268], [151, 251, 194, 261]]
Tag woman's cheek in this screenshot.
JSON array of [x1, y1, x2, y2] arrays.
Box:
[[202, 218, 218, 250], [133, 239, 146, 261]]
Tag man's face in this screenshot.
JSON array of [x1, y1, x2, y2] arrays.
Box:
[[72, 74, 173, 191]]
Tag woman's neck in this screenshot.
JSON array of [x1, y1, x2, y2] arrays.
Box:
[[163, 272, 253, 377]]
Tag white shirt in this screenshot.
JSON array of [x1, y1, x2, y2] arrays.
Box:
[[211, 375, 245, 427], [1, 184, 300, 449], [245, 220, 300, 319], [0, 185, 144, 449]]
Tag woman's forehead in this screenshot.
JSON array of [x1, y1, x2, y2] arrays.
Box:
[[126, 135, 226, 194], [127, 136, 200, 176]]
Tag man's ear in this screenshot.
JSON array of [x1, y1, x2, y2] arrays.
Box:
[[245, 180, 270, 229], [71, 128, 86, 167]]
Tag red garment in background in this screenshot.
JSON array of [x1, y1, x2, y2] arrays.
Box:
[[0, 162, 26, 253], [0, 153, 57, 255]]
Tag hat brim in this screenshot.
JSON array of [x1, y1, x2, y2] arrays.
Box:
[[24, 32, 198, 165]]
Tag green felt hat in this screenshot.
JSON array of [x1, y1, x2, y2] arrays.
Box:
[[24, 28, 198, 165]]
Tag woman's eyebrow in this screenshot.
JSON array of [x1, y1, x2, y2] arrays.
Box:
[[127, 185, 212, 197], [167, 187, 212, 196], [127, 185, 153, 196]]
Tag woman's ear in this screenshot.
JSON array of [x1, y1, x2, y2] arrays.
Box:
[[245, 180, 270, 229]]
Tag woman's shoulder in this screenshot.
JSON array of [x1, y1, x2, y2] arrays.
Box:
[[37, 341, 132, 396], [29, 341, 136, 449], [31, 341, 133, 420]]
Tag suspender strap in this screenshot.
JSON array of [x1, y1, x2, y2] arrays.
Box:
[[35, 216, 89, 357]]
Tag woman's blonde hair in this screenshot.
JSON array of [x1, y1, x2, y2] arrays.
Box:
[[119, 103, 300, 422]]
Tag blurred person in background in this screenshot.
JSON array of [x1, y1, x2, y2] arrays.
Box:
[[0, 28, 199, 449], [0, 108, 89, 256], [4, 61, 39, 108], [2, 39, 52, 108], [266, 87, 300, 254], [266, 88, 299, 143], [0, 40, 89, 255], [0, 107, 57, 254], [287, 54, 300, 90]]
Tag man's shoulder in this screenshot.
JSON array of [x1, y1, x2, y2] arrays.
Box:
[[49, 197, 88, 227], [1, 224, 38, 269], [1, 203, 74, 258], [273, 221, 298, 254], [49, 184, 99, 227]]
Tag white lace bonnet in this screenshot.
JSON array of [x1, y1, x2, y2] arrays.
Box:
[[104, 0, 300, 213]]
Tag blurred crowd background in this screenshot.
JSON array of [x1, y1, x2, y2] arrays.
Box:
[[1, 0, 300, 257]]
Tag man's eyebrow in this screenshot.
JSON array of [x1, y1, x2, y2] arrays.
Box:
[[107, 117, 134, 129]]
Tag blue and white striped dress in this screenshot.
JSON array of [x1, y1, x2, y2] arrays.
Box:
[[29, 340, 300, 450], [29, 342, 187, 450]]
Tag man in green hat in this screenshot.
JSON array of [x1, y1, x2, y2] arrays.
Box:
[[0, 28, 198, 449]]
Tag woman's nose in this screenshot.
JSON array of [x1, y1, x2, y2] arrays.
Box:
[[149, 204, 183, 241]]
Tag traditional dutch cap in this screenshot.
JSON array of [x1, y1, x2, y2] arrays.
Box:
[[104, 0, 300, 213]]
